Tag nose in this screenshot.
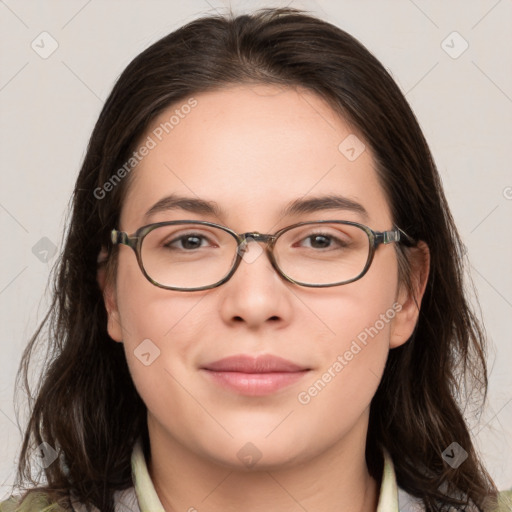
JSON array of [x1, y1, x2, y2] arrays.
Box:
[[218, 236, 289, 327]]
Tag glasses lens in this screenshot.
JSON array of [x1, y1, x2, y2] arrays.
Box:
[[274, 222, 370, 285], [141, 224, 238, 289]]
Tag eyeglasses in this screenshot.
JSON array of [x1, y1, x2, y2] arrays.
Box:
[[110, 220, 413, 292]]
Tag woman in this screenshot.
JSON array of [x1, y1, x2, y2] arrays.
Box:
[[2, 7, 510, 512]]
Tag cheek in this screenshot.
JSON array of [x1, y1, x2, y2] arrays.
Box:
[[300, 248, 400, 406], [301, 294, 397, 407], [291, 302, 398, 455], [113, 249, 226, 411], [114, 249, 204, 340]]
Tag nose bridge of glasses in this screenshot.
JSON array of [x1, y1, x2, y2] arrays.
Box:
[[240, 232, 276, 246]]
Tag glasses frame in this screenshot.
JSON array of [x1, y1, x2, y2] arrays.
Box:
[[110, 220, 414, 292]]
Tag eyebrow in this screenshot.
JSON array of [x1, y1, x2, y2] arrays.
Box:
[[143, 193, 369, 223]]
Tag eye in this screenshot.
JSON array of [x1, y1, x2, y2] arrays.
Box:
[[298, 232, 349, 250], [289, 227, 353, 251], [164, 232, 215, 250]]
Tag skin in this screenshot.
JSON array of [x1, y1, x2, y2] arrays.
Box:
[[98, 84, 429, 512]]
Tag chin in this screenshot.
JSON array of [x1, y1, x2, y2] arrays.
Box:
[[198, 434, 310, 471]]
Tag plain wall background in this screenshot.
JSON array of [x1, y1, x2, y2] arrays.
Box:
[[0, 0, 511, 498]]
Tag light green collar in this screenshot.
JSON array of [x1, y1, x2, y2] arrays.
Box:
[[131, 439, 166, 512], [377, 446, 399, 511]]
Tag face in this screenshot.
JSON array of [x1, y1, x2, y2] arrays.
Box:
[[102, 84, 422, 470]]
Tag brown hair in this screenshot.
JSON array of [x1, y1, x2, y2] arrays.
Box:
[[9, 7, 500, 512]]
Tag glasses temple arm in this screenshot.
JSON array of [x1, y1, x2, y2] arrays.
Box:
[[375, 226, 416, 246]]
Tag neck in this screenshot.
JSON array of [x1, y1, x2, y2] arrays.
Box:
[[146, 413, 381, 512]]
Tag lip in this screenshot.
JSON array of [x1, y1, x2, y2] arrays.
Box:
[[202, 354, 309, 373], [200, 354, 311, 396]]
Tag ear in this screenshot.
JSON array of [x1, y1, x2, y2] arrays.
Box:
[[389, 241, 430, 349], [97, 247, 123, 343]]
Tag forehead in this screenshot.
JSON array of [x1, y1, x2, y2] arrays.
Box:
[[120, 84, 392, 231]]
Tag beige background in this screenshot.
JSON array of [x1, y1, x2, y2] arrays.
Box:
[[0, 0, 511, 497]]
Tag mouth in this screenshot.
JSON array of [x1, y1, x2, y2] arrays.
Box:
[[200, 354, 311, 396]]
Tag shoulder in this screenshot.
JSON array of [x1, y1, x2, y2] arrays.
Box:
[[0, 493, 66, 512], [1, 487, 138, 512], [0, 487, 138, 512], [495, 488, 512, 512], [398, 486, 512, 512]]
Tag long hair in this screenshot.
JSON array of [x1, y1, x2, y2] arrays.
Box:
[[9, 7, 500, 511]]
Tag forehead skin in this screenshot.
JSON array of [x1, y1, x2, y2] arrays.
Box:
[[120, 84, 392, 234]]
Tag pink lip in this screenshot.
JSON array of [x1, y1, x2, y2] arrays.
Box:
[[200, 354, 310, 396], [202, 354, 308, 373]]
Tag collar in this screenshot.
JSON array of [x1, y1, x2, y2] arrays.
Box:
[[129, 438, 401, 512]]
